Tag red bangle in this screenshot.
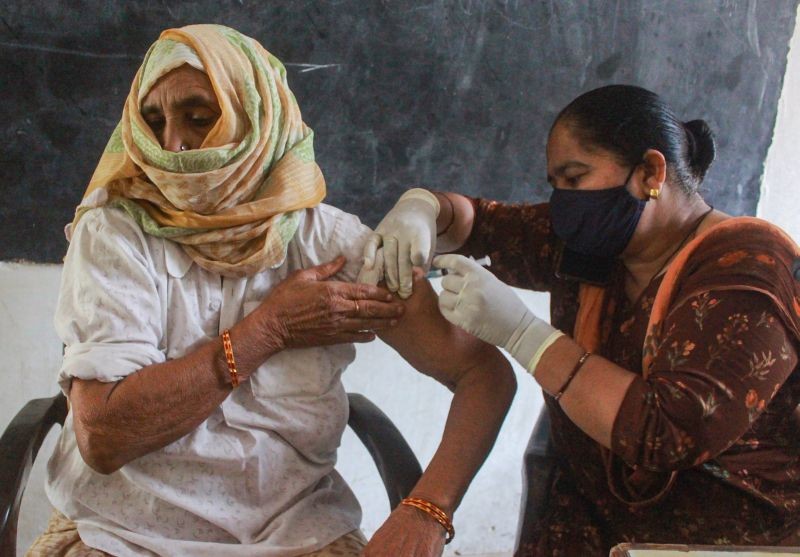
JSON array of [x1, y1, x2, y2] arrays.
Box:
[[221, 329, 240, 388]]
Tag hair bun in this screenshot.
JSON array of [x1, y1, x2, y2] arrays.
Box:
[[684, 119, 716, 181]]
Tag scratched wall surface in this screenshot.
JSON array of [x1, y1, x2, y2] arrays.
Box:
[[1, 0, 797, 262]]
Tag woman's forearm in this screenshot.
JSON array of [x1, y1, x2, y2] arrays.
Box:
[[374, 270, 516, 515], [71, 310, 283, 474], [71, 259, 402, 474], [408, 350, 516, 515], [433, 192, 475, 254], [534, 336, 635, 449]]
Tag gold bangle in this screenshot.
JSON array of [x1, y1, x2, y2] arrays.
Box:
[[221, 329, 240, 388], [553, 351, 591, 402], [401, 497, 455, 544]]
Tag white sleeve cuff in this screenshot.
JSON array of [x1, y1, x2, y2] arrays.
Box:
[[58, 341, 166, 395], [525, 330, 565, 377]]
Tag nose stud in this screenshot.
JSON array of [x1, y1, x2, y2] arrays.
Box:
[[179, 144, 188, 151]]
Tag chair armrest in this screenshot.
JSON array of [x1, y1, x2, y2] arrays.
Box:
[[347, 393, 422, 509], [514, 404, 557, 556], [0, 393, 68, 556]]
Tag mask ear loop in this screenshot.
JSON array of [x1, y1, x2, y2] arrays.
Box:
[[622, 164, 639, 192]]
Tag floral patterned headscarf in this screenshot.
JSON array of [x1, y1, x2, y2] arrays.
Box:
[[69, 24, 326, 276]]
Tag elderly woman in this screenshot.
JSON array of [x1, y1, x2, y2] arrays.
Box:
[[28, 24, 515, 557], [366, 85, 800, 554]]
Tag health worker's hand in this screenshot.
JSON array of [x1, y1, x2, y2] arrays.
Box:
[[433, 254, 560, 372], [362, 188, 439, 299], [356, 246, 385, 287], [363, 503, 446, 557]]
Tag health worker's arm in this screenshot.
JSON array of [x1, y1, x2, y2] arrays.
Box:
[[536, 290, 797, 467], [365, 189, 560, 299]]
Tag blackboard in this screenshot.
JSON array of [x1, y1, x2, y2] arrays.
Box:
[[1, 0, 797, 262]]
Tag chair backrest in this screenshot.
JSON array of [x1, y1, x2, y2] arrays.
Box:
[[0, 393, 68, 556]]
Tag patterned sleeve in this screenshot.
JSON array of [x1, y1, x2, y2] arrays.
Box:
[[612, 289, 798, 471], [299, 203, 372, 283], [456, 197, 559, 291]]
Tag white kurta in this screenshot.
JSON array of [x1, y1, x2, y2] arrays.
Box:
[[46, 204, 372, 557]]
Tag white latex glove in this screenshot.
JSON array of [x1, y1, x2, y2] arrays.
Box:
[[362, 188, 439, 299], [356, 247, 385, 286], [433, 254, 564, 374]]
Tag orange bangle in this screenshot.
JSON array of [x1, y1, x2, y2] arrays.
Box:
[[221, 329, 240, 388], [401, 497, 454, 544]]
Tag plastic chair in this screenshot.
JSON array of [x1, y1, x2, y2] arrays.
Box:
[[0, 392, 422, 555]]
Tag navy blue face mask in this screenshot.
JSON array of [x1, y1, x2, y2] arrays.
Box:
[[549, 167, 646, 284]]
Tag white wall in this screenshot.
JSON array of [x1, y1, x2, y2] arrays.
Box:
[[0, 263, 64, 556], [4, 6, 800, 555], [758, 4, 800, 242]]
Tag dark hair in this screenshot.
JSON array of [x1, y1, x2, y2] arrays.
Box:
[[553, 85, 716, 193]]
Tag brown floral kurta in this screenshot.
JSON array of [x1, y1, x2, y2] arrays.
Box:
[[459, 199, 800, 555]]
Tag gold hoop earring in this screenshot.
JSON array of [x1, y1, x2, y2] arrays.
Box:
[[649, 188, 660, 200]]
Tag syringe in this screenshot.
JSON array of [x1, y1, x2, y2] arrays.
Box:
[[427, 255, 492, 278]]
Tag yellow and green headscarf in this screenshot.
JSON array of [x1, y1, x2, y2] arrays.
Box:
[[70, 24, 326, 276]]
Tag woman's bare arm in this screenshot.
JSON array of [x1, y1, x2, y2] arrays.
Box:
[[537, 290, 798, 470], [378, 270, 516, 512], [365, 270, 516, 555]]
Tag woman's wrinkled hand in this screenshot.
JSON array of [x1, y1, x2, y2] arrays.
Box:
[[363, 504, 446, 557], [255, 256, 405, 350]]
